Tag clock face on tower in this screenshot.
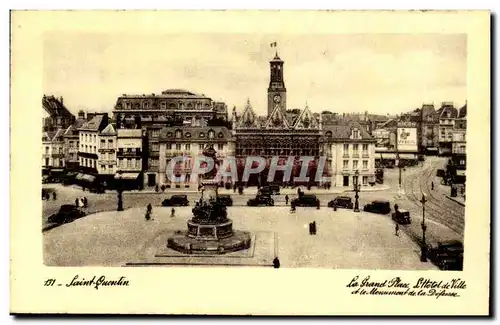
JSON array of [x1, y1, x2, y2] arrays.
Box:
[[273, 95, 281, 103]]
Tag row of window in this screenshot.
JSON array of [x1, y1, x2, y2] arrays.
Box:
[[122, 101, 211, 110], [44, 158, 64, 167], [167, 130, 221, 139], [343, 160, 369, 170], [235, 149, 320, 156], [100, 153, 115, 161], [81, 145, 97, 153], [100, 139, 114, 148], [80, 158, 96, 169], [164, 143, 224, 151], [80, 133, 97, 143], [44, 146, 63, 154], [343, 144, 369, 152], [117, 158, 141, 169]]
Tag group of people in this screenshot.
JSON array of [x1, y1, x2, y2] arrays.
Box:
[[42, 191, 57, 201], [75, 197, 88, 208], [145, 204, 175, 221]]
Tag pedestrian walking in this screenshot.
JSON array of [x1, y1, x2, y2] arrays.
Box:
[[145, 203, 152, 221], [395, 223, 399, 237], [75, 198, 79, 207], [273, 257, 280, 269], [431, 181, 434, 190], [290, 202, 296, 213], [394, 203, 399, 212], [285, 195, 289, 205], [52, 192, 57, 200], [83, 197, 88, 208], [312, 221, 317, 235], [309, 222, 313, 235], [171, 207, 175, 218]]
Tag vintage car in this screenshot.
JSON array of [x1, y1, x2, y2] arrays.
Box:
[[217, 194, 233, 206], [258, 185, 280, 196], [161, 194, 189, 207], [427, 240, 464, 271], [48, 204, 86, 224], [392, 209, 411, 224], [363, 200, 391, 215], [247, 195, 275, 207], [327, 196, 354, 209], [291, 194, 320, 207]]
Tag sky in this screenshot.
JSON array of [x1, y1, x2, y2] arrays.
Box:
[[43, 33, 467, 116]]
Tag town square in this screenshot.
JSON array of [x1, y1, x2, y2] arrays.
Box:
[[41, 34, 466, 270]]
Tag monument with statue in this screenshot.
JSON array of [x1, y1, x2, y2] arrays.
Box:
[[166, 145, 252, 254]]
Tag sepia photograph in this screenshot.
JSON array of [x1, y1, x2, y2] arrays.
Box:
[[41, 32, 466, 270], [10, 10, 490, 315]]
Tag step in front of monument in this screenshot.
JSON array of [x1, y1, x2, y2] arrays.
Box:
[[125, 231, 276, 267]]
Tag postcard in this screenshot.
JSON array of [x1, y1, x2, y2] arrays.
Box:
[[10, 10, 490, 315]]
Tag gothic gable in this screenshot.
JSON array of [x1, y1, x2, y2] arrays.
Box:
[[265, 104, 290, 129], [293, 105, 318, 129], [238, 99, 258, 128]]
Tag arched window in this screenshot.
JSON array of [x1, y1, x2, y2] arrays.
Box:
[[175, 130, 182, 139], [325, 131, 332, 138]]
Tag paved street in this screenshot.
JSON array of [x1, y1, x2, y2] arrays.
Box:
[[44, 206, 436, 270], [42, 156, 464, 269], [41, 183, 391, 228], [398, 156, 465, 240]]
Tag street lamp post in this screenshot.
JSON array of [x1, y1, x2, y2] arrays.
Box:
[[420, 194, 427, 262], [353, 170, 360, 212], [117, 170, 124, 211]]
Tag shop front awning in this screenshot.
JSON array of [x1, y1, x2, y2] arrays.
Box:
[[75, 173, 96, 183], [426, 147, 439, 151], [114, 172, 140, 180], [399, 153, 417, 159], [376, 153, 397, 159]]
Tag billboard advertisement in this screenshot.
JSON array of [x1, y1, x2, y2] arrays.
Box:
[[397, 127, 417, 152]]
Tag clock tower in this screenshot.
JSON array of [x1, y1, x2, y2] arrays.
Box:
[[267, 52, 287, 117]]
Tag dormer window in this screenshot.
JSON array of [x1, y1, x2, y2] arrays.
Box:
[[208, 130, 215, 139], [160, 101, 166, 109], [325, 131, 332, 138], [352, 129, 359, 139], [218, 132, 224, 138], [175, 130, 182, 139]]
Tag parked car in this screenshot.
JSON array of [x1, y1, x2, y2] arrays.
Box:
[[258, 185, 280, 196], [291, 194, 320, 207], [363, 200, 391, 214], [48, 204, 86, 224], [247, 195, 275, 206], [162, 195, 189, 206], [392, 209, 411, 224], [427, 240, 464, 270], [327, 196, 354, 209], [217, 194, 233, 206]]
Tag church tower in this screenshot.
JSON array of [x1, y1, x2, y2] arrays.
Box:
[[267, 52, 287, 117]]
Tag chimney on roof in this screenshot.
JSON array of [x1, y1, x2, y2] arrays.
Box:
[[78, 110, 85, 119], [59, 96, 63, 105]]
